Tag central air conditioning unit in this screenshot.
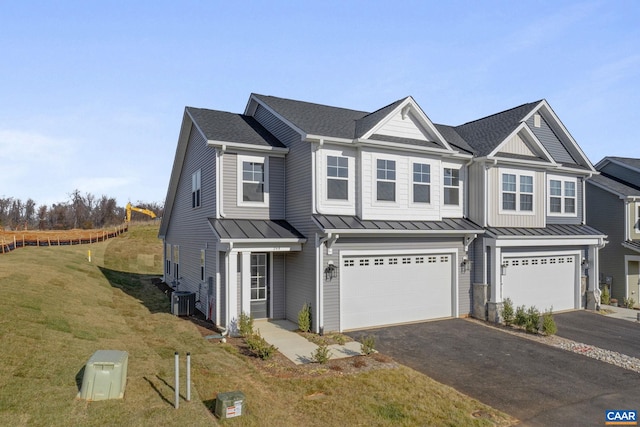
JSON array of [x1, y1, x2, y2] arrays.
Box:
[[171, 291, 196, 316]]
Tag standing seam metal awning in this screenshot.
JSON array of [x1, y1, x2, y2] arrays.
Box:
[[313, 214, 484, 234], [208, 218, 306, 243]]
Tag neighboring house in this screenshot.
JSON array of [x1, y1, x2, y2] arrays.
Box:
[[586, 157, 640, 306], [159, 94, 606, 333]]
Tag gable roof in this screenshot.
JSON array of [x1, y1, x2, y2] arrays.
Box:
[[187, 107, 285, 149], [454, 101, 541, 157], [587, 173, 640, 198], [597, 156, 640, 173]]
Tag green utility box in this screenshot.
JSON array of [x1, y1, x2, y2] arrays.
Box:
[[77, 350, 128, 401], [214, 391, 245, 419]]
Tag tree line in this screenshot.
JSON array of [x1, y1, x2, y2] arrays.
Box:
[[0, 190, 163, 231]]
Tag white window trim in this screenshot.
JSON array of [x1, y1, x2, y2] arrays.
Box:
[[410, 160, 433, 206], [442, 166, 461, 207], [192, 169, 201, 208], [499, 168, 535, 215], [635, 203, 640, 233], [237, 154, 269, 207], [324, 152, 353, 205], [547, 174, 577, 217], [374, 157, 397, 204]]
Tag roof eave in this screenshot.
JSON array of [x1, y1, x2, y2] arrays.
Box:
[[207, 139, 289, 154]]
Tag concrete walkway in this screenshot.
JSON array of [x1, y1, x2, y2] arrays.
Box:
[[601, 304, 640, 322], [255, 319, 362, 365]]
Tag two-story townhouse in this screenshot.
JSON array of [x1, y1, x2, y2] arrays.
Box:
[[586, 157, 640, 306], [160, 94, 485, 333], [454, 101, 607, 320], [159, 94, 606, 333]]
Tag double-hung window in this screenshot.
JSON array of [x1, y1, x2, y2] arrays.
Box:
[[413, 163, 431, 203], [443, 168, 459, 205], [377, 159, 396, 201], [548, 176, 577, 215], [501, 170, 534, 213], [636, 204, 640, 232], [327, 156, 348, 200], [192, 169, 201, 208], [242, 161, 265, 202]]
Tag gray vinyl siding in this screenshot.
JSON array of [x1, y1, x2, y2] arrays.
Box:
[[218, 251, 226, 326], [253, 104, 317, 324], [471, 237, 485, 285], [164, 124, 218, 316], [272, 253, 286, 319], [546, 176, 584, 225], [323, 236, 470, 331], [527, 114, 576, 164], [222, 152, 285, 219], [599, 163, 640, 188], [586, 183, 629, 299]]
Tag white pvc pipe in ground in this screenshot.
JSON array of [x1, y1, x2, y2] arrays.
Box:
[[186, 352, 191, 402], [174, 352, 179, 409]]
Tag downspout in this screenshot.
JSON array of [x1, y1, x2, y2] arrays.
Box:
[[582, 172, 592, 225], [313, 139, 325, 215], [217, 145, 226, 218], [624, 200, 630, 241], [463, 158, 474, 219], [316, 231, 338, 334]]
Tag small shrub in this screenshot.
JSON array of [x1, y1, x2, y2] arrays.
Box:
[[361, 335, 376, 355], [332, 334, 346, 345], [541, 308, 557, 336], [298, 303, 312, 333], [514, 305, 527, 327], [601, 286, 610, 305], [623, 297, 635, 309], [501, 298, 515, 326], [311, 343, 332, 364], [238, 311, 254, 338], [246, 331, 277, 360], [525, 306, 540, 334]]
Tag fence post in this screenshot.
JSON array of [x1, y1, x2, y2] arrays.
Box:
[[174, 352, 180, 409]]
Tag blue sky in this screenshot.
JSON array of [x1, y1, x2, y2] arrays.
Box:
[[1, 1, 638, 207]]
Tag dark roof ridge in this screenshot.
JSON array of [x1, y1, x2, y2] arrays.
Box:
[[600, 171, 640, 192], [252, 93, 369, 115], [456, 100, 543, 127], [358, 96, 411, 121]]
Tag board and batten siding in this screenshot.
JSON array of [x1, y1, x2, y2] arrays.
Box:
[[487, 167, 544, 227], [321, 237, 470, 331], [164, 124, 218, 316], [221, 152, 285, 219], [500, 133, 537, 157], [467, 162, 485, 226], [526, 114, 575, 164], [252, 104, 317, 324]]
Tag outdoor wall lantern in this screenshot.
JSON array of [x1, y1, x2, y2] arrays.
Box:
[[501, 261, 508, 276], [324, 261, 338, 281], [460, 255, 470, 273]]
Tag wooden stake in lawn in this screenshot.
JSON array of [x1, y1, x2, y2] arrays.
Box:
[[174, 352, 179, 409]]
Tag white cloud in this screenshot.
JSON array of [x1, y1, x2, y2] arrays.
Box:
[[70, 176, 132, 197]]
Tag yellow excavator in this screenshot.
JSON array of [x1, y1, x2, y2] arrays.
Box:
[[125, 202, 157, 222]]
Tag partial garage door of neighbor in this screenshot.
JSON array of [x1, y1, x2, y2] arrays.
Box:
[[502, 253, 578, 312], [340, 252, 454, 330]]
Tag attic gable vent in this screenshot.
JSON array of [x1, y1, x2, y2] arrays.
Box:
[[534, 114, 541, 128]]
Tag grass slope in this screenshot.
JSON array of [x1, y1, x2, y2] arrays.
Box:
[[0, 224, 516, 426]]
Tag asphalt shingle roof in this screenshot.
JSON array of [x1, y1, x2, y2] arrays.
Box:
[[453, 101, 541, 156], [187, 107, 286, 148], [622, 240, 640, 254], [588, 174, 640, 198], [607, 157, 640, 171]]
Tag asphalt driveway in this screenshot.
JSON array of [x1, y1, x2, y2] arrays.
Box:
[[347, 318, 640, 426], [554, 310, 640, 358]]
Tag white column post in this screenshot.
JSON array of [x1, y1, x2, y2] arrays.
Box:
[[228, 251, 238, 335], [241, 251, 251, 316]]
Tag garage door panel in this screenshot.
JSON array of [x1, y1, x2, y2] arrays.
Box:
[[502, 254, 577, 312], [341, 253, 453, 330]]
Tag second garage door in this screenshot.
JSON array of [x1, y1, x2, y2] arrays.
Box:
[[502, 253, 578, 312], [340, 252, 454, 330]]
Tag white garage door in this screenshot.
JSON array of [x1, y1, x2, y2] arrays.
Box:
[[502, 253, 578, 312], [340, 253, 454, 330]]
